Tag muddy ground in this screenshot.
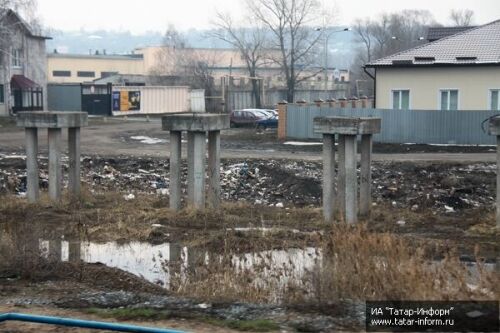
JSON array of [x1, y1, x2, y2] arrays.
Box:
[[0, 118, 496, 162]]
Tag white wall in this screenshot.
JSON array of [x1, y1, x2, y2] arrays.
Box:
[[376, 66, 500, 110]]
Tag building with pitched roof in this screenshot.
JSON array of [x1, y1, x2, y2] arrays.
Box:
[[365, 20, 500, 111], [0, 9, 51, 116]]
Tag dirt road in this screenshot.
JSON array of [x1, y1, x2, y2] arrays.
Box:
[[0, 118, 496, 162]]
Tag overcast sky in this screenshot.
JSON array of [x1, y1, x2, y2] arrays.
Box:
[[38, 0, 500, 33]]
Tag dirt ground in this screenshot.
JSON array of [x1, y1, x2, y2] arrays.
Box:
[[0, 117, 496, 162]]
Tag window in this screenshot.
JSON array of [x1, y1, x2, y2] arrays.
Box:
[[440, 89, 459, 110], [53, 70, 71, 77], [0, 84, 4, 103], [490, 90, 500, 111], [101, 71, 118, 78], [392, 90, 410, 109], [12, 49, 22, 67], [77, 71, 95, 78]]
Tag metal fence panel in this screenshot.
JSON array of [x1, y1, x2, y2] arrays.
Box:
[[286, 106, 500, 145], [47, 84, 82, 111]]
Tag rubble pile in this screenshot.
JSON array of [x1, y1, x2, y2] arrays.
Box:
[[0, 153, 496, 214]]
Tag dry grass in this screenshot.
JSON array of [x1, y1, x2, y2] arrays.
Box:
[[169, 224, 499, 304]]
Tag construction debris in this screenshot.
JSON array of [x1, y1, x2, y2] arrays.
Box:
[[0, 154, 495, 215]]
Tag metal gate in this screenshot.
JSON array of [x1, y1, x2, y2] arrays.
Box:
[[81, 83, 111, 116]]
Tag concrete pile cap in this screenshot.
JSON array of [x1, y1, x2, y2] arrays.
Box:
[[17, 111, 88, 128], [487, 116, 500, 135], [162, 113, 230, 132], [313, 116, 381, 135]]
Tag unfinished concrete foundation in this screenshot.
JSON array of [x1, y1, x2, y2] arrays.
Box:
[[162, 113, 229, 210], [17, 111, 88, 202], [487, 117, 500, 228], [314, 116, 381, 223]]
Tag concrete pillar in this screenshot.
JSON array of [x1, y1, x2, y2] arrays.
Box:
[[497, 136, 500, 227], [322, 134, 335, 221], [360, 134, 373, 217], [336, 134, 346, 217], [48, 128, 62, 201], [68, 241, 81, 261], [207, 130, 221, 209], [187, 132, 195, 204], [48, 239, 62, 262], [25, 128, 39, 203], [189, 132, 206, 208], [169, 131, 182, 211], [68, 127, 81, 196], [344, 135, 358, 224]]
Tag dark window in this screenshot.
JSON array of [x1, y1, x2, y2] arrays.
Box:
[[53, 70, 71, 77], [0, 84, 4, 103], [77, 71, 95, 78], [101, 71, 118, 78]]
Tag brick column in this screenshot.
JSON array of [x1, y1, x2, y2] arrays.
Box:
[[277, 101, 288, 140]]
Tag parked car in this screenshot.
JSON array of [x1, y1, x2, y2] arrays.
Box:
[[230, 109, 278, 129], [242, 108, 279, 119]]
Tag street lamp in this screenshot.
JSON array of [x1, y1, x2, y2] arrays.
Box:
[[316, 27, 351, 92]]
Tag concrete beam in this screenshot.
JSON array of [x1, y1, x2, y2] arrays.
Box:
[[313, 116, 381, 135], [322, 134, 335, 221], [344, 135, 358, 224], [25, 128, 39, 203], [360, 134, 373, 217], [162, 113, 230, 132], [48, 128, 62, 201], [68, 127, 81, 196], [17, 111, 88, 128], [169, 131, 182, 211], [207, 130, 221, 209]]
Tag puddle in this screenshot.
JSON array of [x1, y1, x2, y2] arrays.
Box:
[[36, 240, 498, 296]]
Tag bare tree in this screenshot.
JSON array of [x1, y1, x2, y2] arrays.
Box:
[[211, 12, 268, 108], [246, 0, 324, 102], [449, 9, 474, 26], [350, 10, 435, 97], [151, 25, 219, 96]]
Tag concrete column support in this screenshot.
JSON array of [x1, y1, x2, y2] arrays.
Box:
[[190, 131, 206, 209], [25, 127, 39, 203], [336, 134, 346, 217], [360, 134, 373, 217], [314, 117, 380, 223], [68, 127, 81, 196], [344, 135, 358, 224], [48, 128, 62, 201], [207, 130, 221, 209], [169, 131, 182, 211], [497, 136, 500, 227], [17, 112, 88, 203], [187, 132, 195, 205], [162, 113, 229, 210], [322, 134, 336, 221], [68, 241, 82, 262]]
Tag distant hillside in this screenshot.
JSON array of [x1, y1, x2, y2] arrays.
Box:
[[46, 27, 357, 69]]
